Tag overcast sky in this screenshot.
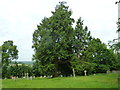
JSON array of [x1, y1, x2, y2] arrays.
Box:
[[0, 0, 118, 61]]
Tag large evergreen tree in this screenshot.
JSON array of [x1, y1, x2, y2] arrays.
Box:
[[32, 1, 119, 77], [32, 2, 75, 77]]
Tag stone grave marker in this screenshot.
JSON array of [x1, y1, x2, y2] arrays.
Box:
[[84, 70, 87, 76], [107, 70, 111, 74], [30, 76, 32, 80], [50, 75, 52, 78], [60, 75, 63, 77]]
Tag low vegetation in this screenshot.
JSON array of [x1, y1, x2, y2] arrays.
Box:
[[2, 73, 119, 88]]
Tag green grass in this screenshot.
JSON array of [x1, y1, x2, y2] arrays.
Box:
[[2, 73, 119, 88]]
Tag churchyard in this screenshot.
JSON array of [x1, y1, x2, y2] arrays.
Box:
[[1, 1, 120, 89], [2, 73, 119, 88]]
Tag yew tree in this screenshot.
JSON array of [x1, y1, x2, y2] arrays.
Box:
[[32, 2, 75, 76]]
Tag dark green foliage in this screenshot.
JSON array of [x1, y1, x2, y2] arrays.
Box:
[[31, 1, 119, 77], [70, 18, 92, 76], [2, 62, 33, 79], [96, 64, 110, 73], [32, 61, 41, 77], [84, 38, 119, 73], [1, 40, 19, 79], [32, 2, 75, 77], [2, 40, 18, 65], [108, 39, 120, 70], [81, 62, 97, 75], [2, 64, 8, 79]]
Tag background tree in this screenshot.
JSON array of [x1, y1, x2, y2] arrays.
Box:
[[2, 64, 8, 79], [1, 40, 18, 79], [70, 17, 92, 76], [108, 39, 120, 70], [84, 38, 119, 73], [2, 40, 18, 65]]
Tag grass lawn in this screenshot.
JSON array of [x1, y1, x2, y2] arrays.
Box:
[[2, 73, 119, 88]]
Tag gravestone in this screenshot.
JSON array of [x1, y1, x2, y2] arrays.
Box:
[[112, 70, 120, 73], [13, 76, 16, 80], [30, 76, 32, 80], [84, 70, 87, 76], [25, 73, 27, 78], [50, 75, 52, 78], [44, 75, 46, 78], [47, 76, 51, 78], [60, 75, 63, 77], [107, 70, 111, 74]]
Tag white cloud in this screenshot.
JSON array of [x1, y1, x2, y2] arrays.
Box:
[[0, 0, 118, 61]]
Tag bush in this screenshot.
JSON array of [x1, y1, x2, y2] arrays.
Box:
[[96, 64, 109, 73], [75, 62, 97, 76]]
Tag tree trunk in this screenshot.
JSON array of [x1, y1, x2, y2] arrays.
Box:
[[72, 68, 75, 78]]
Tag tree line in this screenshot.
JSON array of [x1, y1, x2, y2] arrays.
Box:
[[1, 2, 120, 79]]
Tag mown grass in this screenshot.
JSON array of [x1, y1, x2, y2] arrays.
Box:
[[2, 73, 119, 88]]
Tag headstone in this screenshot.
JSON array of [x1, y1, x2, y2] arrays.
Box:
[[4, 77, 7, 80], [84, 70, 87, 76], [60, 75, 63, 77], [17, 76, 18, 79], [70, 74, 72, 77], [33, 76, 35, 78], [50, 75, 52, 78], [47, 76, 50, 78], [25, 73, 26, 78], [107, 70, 111, 74], [30, 76, 32, 80], [112, 70, 120, 73], [13, 76, 16, 80], [94, 74, 96, 76], [44, 75, 46, 78]]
